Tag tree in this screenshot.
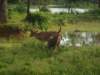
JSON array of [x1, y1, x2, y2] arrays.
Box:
[[26, 0, 31, 18], [97, 0, 100, 8], [0, 0, 7, 23], [8, 0, 19, 4]]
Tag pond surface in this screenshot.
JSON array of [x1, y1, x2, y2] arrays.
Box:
[[30, 8, 89, 13], [60, 32, 100, 47]]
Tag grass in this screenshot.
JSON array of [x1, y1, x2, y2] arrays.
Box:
[[48, 21, 100, 32], [0, 38, 100, 75], [7, 9, 100, 32], [0, 6, 100, 75]]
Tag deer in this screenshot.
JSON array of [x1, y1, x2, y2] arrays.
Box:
[[31, 26, 62, 49]]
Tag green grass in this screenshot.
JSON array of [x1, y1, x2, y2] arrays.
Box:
[[0, 6, 99, 75], [0, 38, 100, 75], [7, 10, 100, 32], [48, 21, 100, 32]]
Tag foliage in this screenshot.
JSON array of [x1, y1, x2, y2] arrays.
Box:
[[84, 9, 100, 16], [51, 9, 100, 23], [8, 0, 19, 4], [1, 2, 100, 74], [26, 12, 51, 31], [0, 38, 100, 75], [14, 4, 26, 13], [72, 9, 100, 22]]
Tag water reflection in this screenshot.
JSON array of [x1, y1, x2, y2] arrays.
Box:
[[30, 8, 88, 13], [60, 32, 100, 47]]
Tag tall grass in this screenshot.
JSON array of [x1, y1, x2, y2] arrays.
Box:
[[0, 38, 100, 75], [0, 4, 99, 75]]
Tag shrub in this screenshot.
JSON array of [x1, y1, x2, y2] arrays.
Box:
[[51, 13, 68, 25], [14, 4, 26, 13], [26, 12, 50, 31], [84, 9, 100, 16], [54, 18, 65, 26]]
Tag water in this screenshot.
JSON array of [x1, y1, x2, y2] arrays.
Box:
[[60, 32, 100, 47], [30, 8, 89, 13]]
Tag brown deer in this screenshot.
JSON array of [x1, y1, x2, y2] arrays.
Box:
[[31, 26, 62, 49]]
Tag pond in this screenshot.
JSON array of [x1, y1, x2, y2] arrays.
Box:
[[60, 31, 100, 47], [30, 8, 89, 13]]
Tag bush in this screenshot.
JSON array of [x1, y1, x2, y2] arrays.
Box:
[[14, 4, 26, 13], [51, 12, 67, 26], [26, 12, 50, 31], [84, 9, 100, 16]]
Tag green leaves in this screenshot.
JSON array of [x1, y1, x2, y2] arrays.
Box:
[[27, 12, 50, 31]]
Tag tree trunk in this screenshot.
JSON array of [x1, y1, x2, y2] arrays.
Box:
[[0, 0, 7, 23], [26, 0, 31, 18], [98, 0, 100, 8]]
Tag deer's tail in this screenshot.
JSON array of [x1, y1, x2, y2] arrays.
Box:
[[58, 25, 61, 33]]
